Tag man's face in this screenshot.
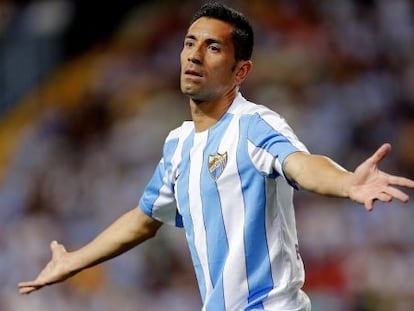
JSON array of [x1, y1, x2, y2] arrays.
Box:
[[180, 17, 239, 102]]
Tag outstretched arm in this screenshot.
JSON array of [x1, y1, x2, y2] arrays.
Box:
[[284, 143, 414, 210], [18, 207, 162, 294]]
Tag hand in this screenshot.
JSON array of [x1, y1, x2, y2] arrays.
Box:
[[18, 241, 75, 294], [349, 143, 414, 211]]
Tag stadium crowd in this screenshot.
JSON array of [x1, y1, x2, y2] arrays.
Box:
[[1, 0, 414, 310]]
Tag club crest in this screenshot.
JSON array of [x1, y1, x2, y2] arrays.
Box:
[[208, 152, 228, 181]]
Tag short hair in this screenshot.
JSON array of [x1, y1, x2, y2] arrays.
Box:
[[191, 2, 254, 61]]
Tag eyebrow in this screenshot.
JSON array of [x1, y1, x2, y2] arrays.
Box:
[[185, 34, 224, 46]]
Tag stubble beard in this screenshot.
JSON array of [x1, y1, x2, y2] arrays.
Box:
[[180, 80, 207, 103]]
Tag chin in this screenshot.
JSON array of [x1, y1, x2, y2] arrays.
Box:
[[183, 93, 205, 103], [181, 86, 199, 97]]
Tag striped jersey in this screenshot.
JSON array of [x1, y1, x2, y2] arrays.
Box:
[[139, 93, 311, 310]]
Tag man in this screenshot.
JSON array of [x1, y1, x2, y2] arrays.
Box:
[[18, 3, 414, 310]]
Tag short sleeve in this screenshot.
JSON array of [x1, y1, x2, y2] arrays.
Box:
[[246, 111, 308, 183], [139, 138, 183, 227]]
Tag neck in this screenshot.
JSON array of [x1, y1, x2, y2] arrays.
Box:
[[190, 88, 238, 132]]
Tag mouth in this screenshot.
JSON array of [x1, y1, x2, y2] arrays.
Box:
[[184, 69, 203, 77]]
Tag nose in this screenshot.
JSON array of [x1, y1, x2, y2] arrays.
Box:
[[187, 46, 203, 65]]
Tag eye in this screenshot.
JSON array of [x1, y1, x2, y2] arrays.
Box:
[[208, 44, 220, 52], [184, 40, 194, 48]]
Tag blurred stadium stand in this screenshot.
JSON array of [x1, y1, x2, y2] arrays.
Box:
[[1, 1, 414, 310]]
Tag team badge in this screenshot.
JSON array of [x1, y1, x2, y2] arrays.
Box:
[[208, 152, 228, 181]]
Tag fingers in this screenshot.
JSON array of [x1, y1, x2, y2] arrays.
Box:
[[18, 240, 66, 295], [388, 175, 414, 189], [365, 200, 374, 212], [18, 282, 42, 295], [377, 192, 393, 203], [19, 287, 35, 295], [364, 186, 411, 211], [18, 278, 46, 295], [385, 186, 410, 203], [18, 267, 48, 295], [19, 287, 34, 295], [364, 195, 389, 212]]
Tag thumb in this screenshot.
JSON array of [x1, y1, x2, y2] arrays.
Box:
[[50, 240, 66, 258], [369, 143, 391, 165]]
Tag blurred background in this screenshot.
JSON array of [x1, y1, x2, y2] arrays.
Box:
[[1, 0, 414, 310]]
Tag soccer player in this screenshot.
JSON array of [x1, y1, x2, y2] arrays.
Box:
[[18, 3, 414, 310]]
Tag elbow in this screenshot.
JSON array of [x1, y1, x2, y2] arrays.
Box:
[[143, 223, 161, 240], [136, 218, 163, 243]]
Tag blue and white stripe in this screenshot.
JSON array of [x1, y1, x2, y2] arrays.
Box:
[[139, 93, 311, 310]]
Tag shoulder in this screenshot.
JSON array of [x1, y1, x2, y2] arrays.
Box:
[[234, 94, 308, 152], [161, 121, 194, 159], [165, 121, 194, 142], [230, 93, 289, 129]]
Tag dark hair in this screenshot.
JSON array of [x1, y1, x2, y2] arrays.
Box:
[[191, 2, 254, 61]]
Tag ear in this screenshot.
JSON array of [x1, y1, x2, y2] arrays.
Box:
[[234, 60, 253, 85]]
